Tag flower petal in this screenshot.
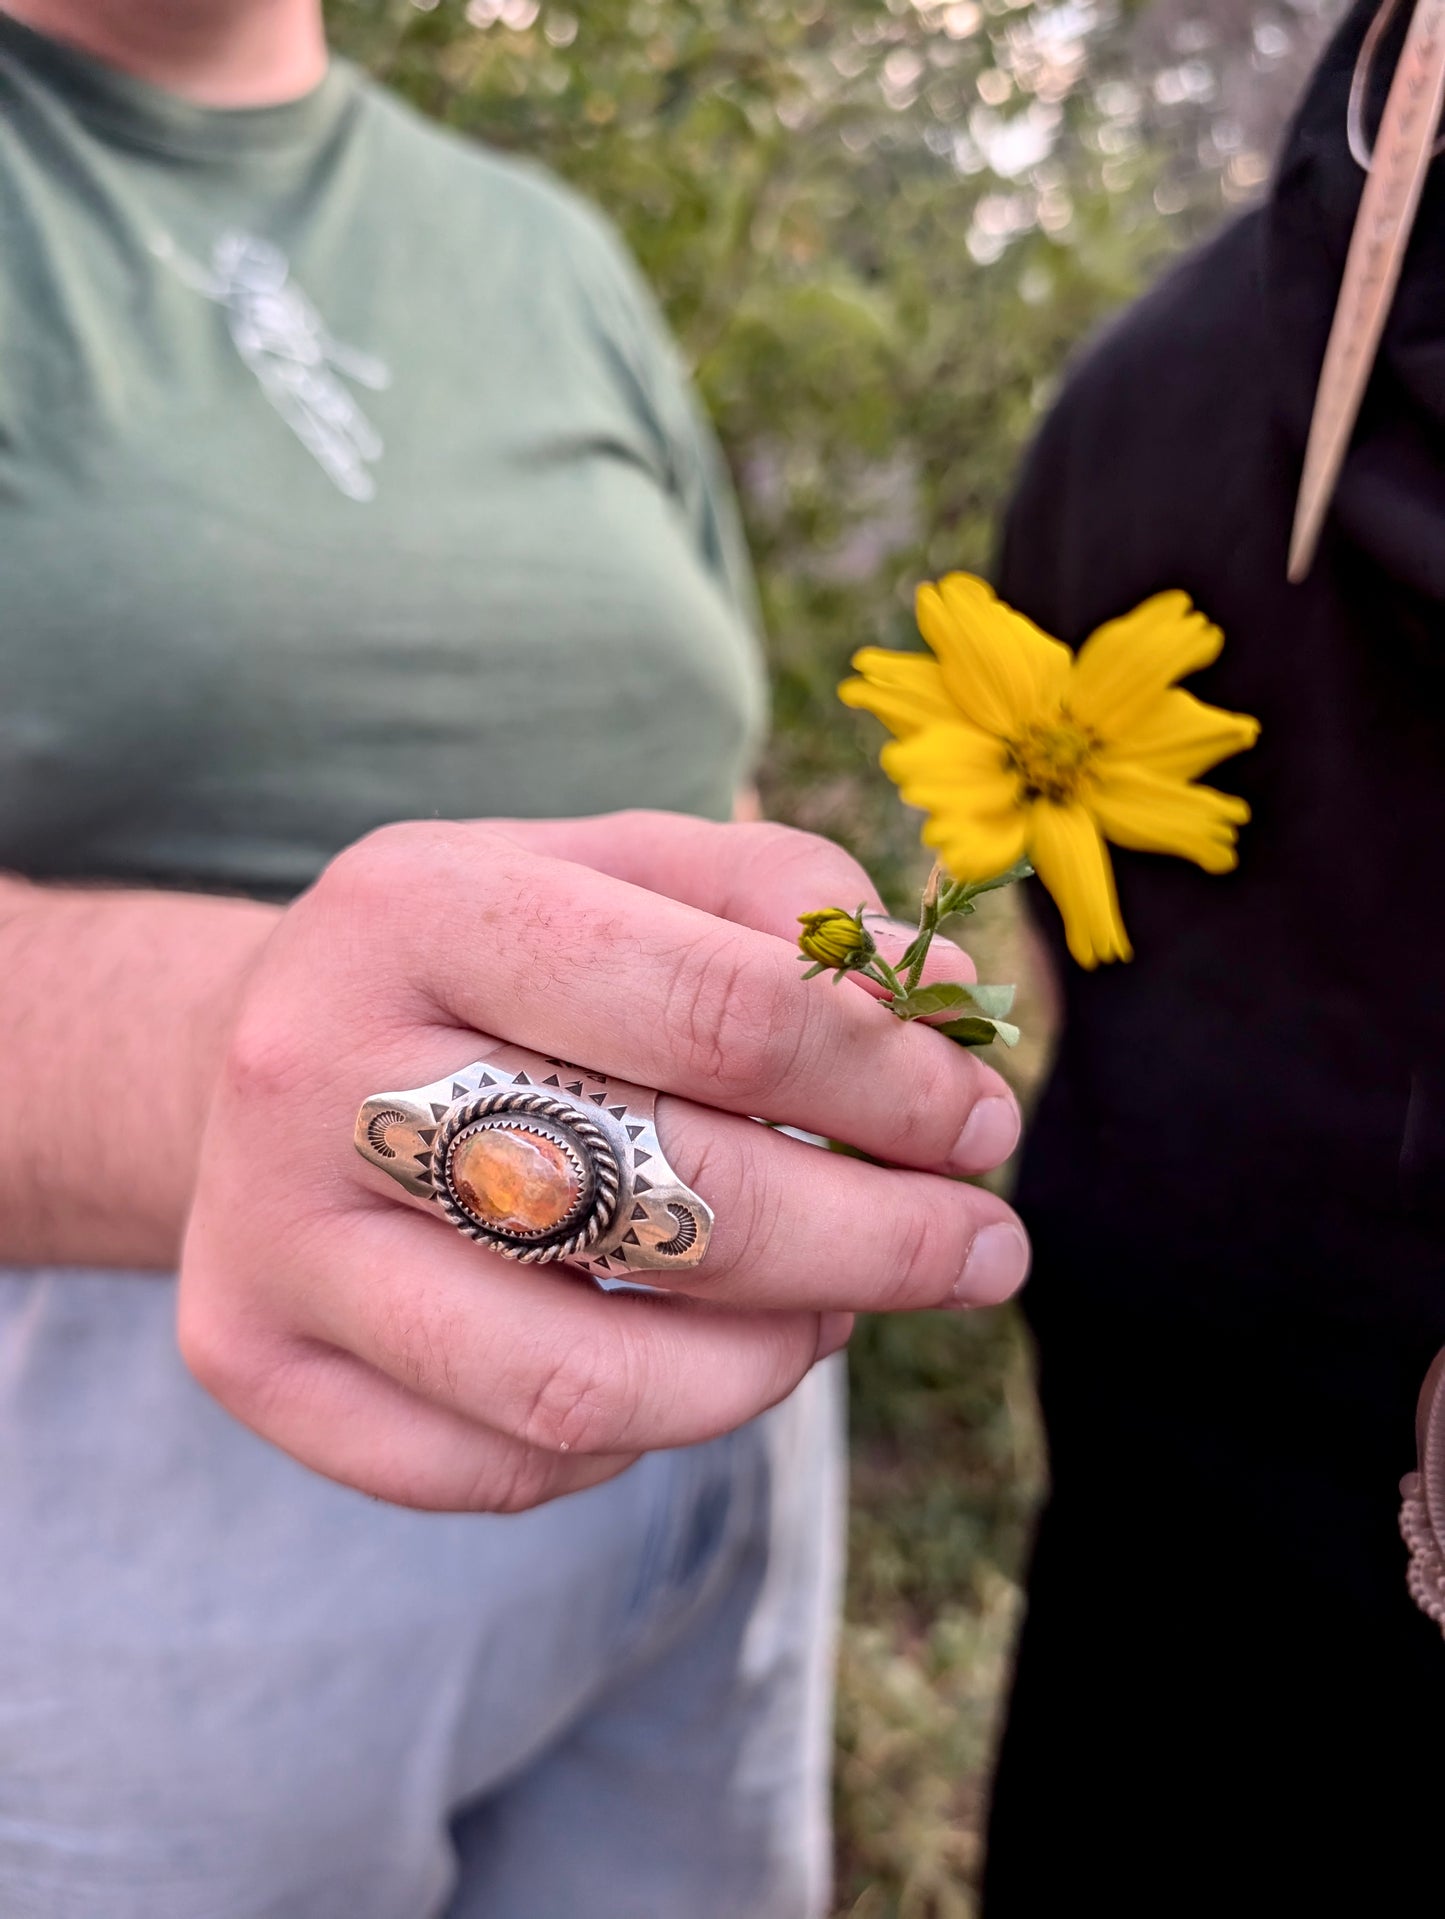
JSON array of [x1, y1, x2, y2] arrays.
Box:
[[1098, 688, 1261, 782], [839, 649, 954, 741], [1068, 592, 1224, 738], [881, 724, 1029, 883], [881, 719, 1013, 790], [923, 808, 1031, 888], [1029, 802, 1132, 969], [917, 573, 1072, 738], [1089, 763, 1250, 873]]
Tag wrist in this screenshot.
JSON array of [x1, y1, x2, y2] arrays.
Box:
[[0, 877, 280, 1266], [175, 895, 282, 1192]]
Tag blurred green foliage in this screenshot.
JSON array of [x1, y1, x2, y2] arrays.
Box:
[[328, 0, 1205, 897], [324, 3, 1276, 1910]]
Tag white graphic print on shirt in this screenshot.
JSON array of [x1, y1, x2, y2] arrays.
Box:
[[154, 230, 390, 502]]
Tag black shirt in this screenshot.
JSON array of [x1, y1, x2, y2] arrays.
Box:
[[984, 3, 1445, 1907]]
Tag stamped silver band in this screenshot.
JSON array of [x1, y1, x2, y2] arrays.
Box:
[[354, 1043, 712, 1281]]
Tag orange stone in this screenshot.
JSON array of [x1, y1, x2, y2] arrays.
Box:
[[449, 1127, 582, 1236]]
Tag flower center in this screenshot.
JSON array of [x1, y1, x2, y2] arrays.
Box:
[[1005, 715, 1098, 806]]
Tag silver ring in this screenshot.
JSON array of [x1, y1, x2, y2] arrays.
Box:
[[354, 1043, 712, 1281]]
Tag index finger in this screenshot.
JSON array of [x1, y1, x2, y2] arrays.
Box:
[[360, 825, 1018, 1178], [490, 812, 982, 1006]]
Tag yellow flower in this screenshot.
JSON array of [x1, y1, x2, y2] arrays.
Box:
[[797, 906, 875, 971], [839, 573, 1261, 968]]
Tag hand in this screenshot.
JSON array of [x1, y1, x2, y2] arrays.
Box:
[[179, 813, 1028, 1512]]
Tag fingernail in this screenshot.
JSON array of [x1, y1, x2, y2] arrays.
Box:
[[815, 1312, 855, 1361], [954, 1223, 1030, 1306], [949, 1096, 1021, 1175]]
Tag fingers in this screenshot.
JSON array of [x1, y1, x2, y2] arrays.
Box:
[[653, 1098, 1029, 1311], [338, 824, 1018, 1178], [186, 811, 1028, 1517], [183, 1311, 639, 1512], [281, 1089, 1026, 1474], [289, 1205, 831, 1458]]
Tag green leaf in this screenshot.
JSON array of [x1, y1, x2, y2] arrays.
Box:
[[891, 980, 1018, 1022], [892, 981, 980, 1020], [933, 1015, 1022, 1049], [959, 982, 1017, 1019], [895, 934, 926, 973], [939, 861, 1035, 917]]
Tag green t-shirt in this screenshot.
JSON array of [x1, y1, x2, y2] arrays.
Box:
[[0, 13, 767, 897]]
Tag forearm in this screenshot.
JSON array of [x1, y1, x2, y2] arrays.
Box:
[[0, 876, 278, 1268]]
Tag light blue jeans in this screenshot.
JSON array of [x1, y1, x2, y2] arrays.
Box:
[[0, 1273, 845, 1918]]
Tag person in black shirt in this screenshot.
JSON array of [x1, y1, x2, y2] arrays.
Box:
[[984, 3, 1445, 1909]]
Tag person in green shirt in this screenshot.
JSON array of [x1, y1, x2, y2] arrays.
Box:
[[0, 3, 1029, 1913]]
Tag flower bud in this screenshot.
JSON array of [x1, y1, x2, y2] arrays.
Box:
[[797, 906, 876, 972]]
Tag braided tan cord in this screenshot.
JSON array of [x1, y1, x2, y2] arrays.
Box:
[[1401, 1347, 1445, 1633]]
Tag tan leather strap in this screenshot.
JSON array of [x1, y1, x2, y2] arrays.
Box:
[[1289, 0, 1445, 582]]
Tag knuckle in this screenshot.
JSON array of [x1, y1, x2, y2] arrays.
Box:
[[177, 1294, 283, 1424], [751, 1315, 822, 1413], [175, 1293, 234, 1401], [295, 819, 527, 1020], [666, 935, 800, 1103], [872, 1187, 960, 1310], [515, 1341, 623, 1456], [677, 1121, 772, 1279], [220, 994, 315, 1107], [316, 820, 508, 923], [315, 821, 432, 913], [880, 1036, 967, 1166]]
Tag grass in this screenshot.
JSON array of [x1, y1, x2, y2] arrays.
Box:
[[823, 873, 1056, 1918]]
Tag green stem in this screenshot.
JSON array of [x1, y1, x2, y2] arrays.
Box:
[[903, 865, 945, 995], [903, 918, 934, 995], [873, 861, 1032, 1019], [868, 955, 907, 1002]]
